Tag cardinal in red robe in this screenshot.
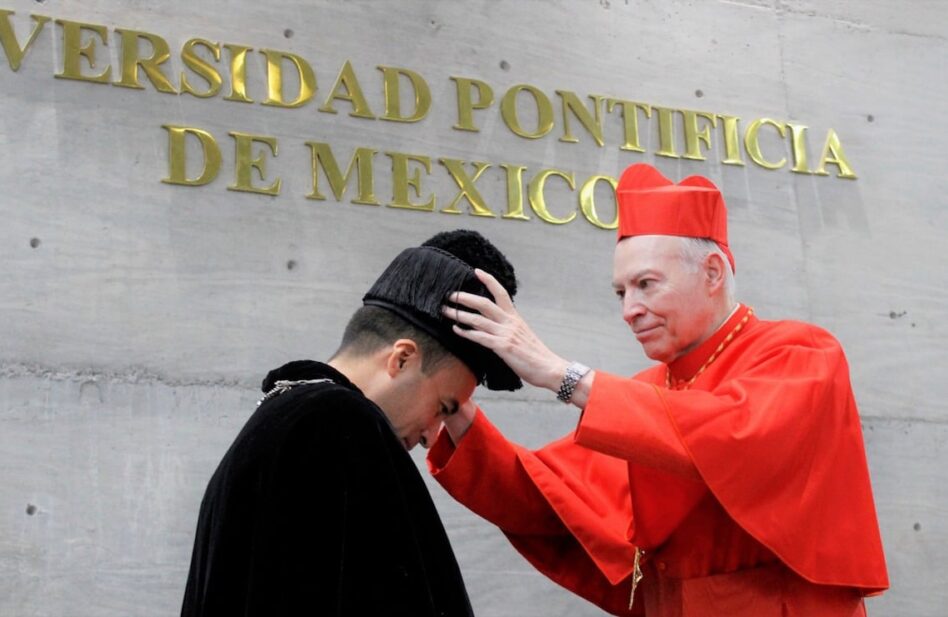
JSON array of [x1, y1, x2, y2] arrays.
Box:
[[431, 163, 888, 616]]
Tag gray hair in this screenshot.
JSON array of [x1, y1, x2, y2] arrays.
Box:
[[678, 237, 736, 303]]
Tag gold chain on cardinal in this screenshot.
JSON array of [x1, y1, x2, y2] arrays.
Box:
[[666, 308, 754, 391]]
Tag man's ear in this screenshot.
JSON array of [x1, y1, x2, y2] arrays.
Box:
[[703, 252, 727, 295], [385, 339, 420, 377]]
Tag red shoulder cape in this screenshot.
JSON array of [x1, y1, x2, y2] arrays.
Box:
[[578, 307, 888, 593]]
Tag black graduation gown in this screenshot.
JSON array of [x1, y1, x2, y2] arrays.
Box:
[[181, 360, 474, 616]]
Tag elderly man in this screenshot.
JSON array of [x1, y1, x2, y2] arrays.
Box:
[[430, 164, 888, 616], [181, 230, 521, 617]]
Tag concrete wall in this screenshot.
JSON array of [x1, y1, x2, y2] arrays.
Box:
[[1, 1, 945, 615]]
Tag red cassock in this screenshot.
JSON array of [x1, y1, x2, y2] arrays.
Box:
[[428, 304, 888, 617]]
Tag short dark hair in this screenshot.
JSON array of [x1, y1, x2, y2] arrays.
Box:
[[333, 305, 451, 373]]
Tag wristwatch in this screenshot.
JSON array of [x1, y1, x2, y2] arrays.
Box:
[[557, 362, 591, 403]]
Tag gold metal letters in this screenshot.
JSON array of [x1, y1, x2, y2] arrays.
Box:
[[0, 8, 864, 234]]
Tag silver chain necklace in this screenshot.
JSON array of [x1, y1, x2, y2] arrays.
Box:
[[256, 378, 333, 407]]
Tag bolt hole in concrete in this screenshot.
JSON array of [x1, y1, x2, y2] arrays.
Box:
[[695, 89, 704, 98], [499, 60, 510, 71], [284, 29, 293, 39], [286, 260, 297, 271], [867, 114, 874, 122], [914, 522, 921, 531], [26, 504, 37, 515], [30, 237, 41, 248]]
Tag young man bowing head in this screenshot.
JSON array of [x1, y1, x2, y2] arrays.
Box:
[[181, 229, 520, 617]]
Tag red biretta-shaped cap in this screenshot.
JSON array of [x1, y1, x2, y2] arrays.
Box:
[[616, 163, 735, 272]]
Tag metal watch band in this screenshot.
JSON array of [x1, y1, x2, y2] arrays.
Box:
[[556, 362, 590, 403]]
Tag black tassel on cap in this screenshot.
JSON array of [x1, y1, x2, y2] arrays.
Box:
[[363, 246, 522, 391]]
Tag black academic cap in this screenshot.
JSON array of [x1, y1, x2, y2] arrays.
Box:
[[362, 233, 522, 391]]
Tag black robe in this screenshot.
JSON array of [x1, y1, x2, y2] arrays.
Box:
[[181, 360, 474, 616]]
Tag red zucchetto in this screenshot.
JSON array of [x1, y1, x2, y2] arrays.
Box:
[[616, 163, 735, 272]]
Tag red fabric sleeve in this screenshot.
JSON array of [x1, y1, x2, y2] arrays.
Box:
[[428, 408, 564, 534], [577, 372, 709, 549], [577, 374, 699, 480], [428, 408, 640, 588]]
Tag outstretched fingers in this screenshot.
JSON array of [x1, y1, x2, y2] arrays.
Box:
[[445, 304, 501, 336], [473, 268, 515, 310], [448, 291, 505, 320], [439, 267, 526, 356], [442, 269, 515, 325], [449, 322, 496, 348]]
